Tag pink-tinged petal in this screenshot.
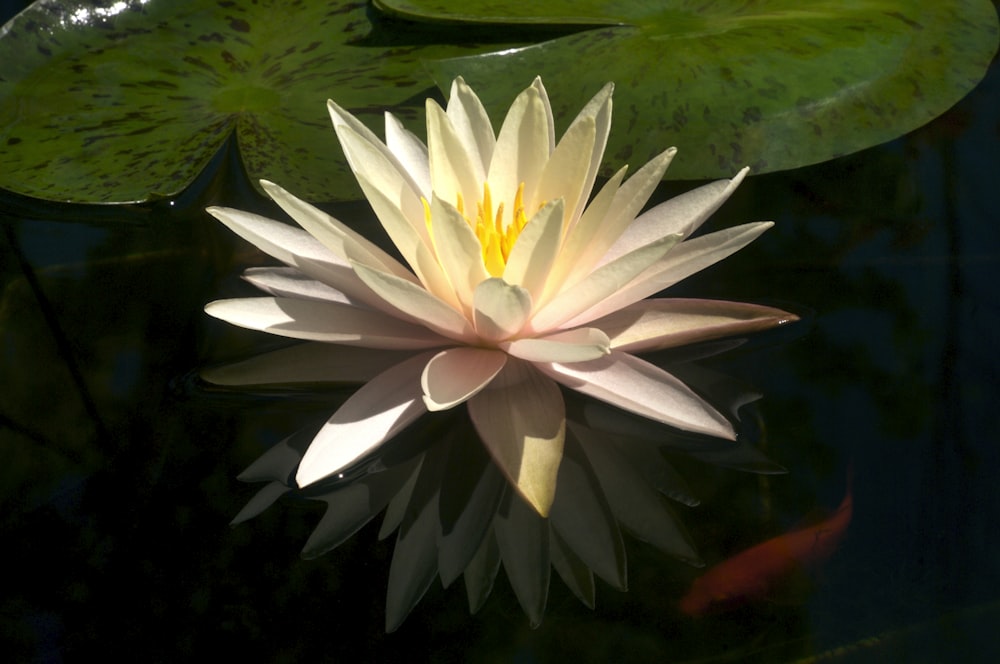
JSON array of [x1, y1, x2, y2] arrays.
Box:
[[531, 117, 595, 227], [201, 342, 416, 386], [260, 180, 416, 283], [205, 297, 450, 349], [349, 260, 476, 342], [503, 328, 610, 363], [445, 77, 495, 181], [593, 298, 799, 352], [242, 267, 358, 305], [566, 222, 774, 326], [487, 83, 550, 216], [426, 99, 480, 210], [428, 195, 490, 310], [421, 347, 507, 411], [384, 112, 431, 199], [472, 278, 532, 341], [602, 168, 748, 264], [467, 361, 565, 517], [295, 352, 433, 488], [529, 233, 680, 333], [561, 148, 677, 286], [328, 99, 426, 201], [502, 198, 565, 301], [537, 351, 735, 440]]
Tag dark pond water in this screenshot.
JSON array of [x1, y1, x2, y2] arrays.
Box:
[[2, 2, 999, 662]]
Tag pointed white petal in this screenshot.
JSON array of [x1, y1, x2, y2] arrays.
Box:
[[488, 83, 550, 214], [428, 195, 490, 310], [593, 298, 799, 352], [531, 76, 556, 154], [328, 98, 427, 203], [421, 347, 507, 411], [384, 111, 432, 199], [354, 173, 460, 308], [467, 361, 565, 517], [295, 352, 432, 487], [562, 148, 676, 286], [503, 327, 610, 363], [603, 168, 748, 264], [472, 277, 532, 341], [531, 117, 594, 225], [349, 260, 476, 342], [201, 342, 415, 386], [318, 127, 430, 250], [426, 99, 480, 210], [205, 297, 449, 349], [242, 267, 357, 305], [530, 233, 680, 333], [537, 351, 735, 440], [260, 179, 416, 282], [446, 77, 495, 181], [502, 198, 565, 301], [566, 222, 774, 326], [561, 82, 614, 224]]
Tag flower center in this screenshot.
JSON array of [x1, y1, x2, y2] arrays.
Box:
[[468, 181, 529, 277]]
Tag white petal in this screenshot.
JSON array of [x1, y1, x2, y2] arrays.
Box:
[[426, 99, 480, 210], [295, 352, 432, 487], [328, 98, 426, 201], [487, 83, 550, 216], [593, 298, 799, 353], [503, 328, 610, 363], [384, 111, 432, 199], [205, 297, 449, 349], [472, 277, 532, 341], [502, 198, 565, 301], [241, 267, 357, 305], [562, 148, 676, 286], [602, 168, 748, 264], [201, 342, 415, 386], [537, 351, 735, 440], [354, 173, 460, 309], [318, 126, 430, 252], [467, 361, 565, 517], [566, 222, 774, 326], [529, 233, 680, 333], [260, 179, 416, 282], [493, 489, 550, 626], [428, 195, 490, 310], [538, 165, 627, 305], [421, 347, 507, 411], [446, 77, 495, 181], [205, 206, 393, 311], [349, 260, 476, 342], [531, 117, 595, 226]]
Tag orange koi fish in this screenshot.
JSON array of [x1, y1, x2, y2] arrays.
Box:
[[680, 478, 853, 616]]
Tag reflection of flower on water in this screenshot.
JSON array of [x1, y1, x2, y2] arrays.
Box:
[[224, 360, 786, 631], [203, 77, 795, 518]]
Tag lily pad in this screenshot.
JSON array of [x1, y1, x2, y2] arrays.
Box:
[[0, 0, 497, 203], [382, 0, 1000, 179]]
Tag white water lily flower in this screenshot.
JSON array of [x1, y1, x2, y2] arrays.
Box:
[[205, 77, 794, 517]]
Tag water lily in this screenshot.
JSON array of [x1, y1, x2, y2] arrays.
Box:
[[204, 77, 795, 517]]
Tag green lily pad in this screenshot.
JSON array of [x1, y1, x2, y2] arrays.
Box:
[[381, 0, 999, 179], [0, 0, 497, 204]]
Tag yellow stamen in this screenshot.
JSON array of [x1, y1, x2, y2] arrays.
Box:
[[423, 182, 538, 278]]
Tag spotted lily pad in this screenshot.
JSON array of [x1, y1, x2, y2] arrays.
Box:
[[381, 0, 999, 179], [0, 0, 496, 203]]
